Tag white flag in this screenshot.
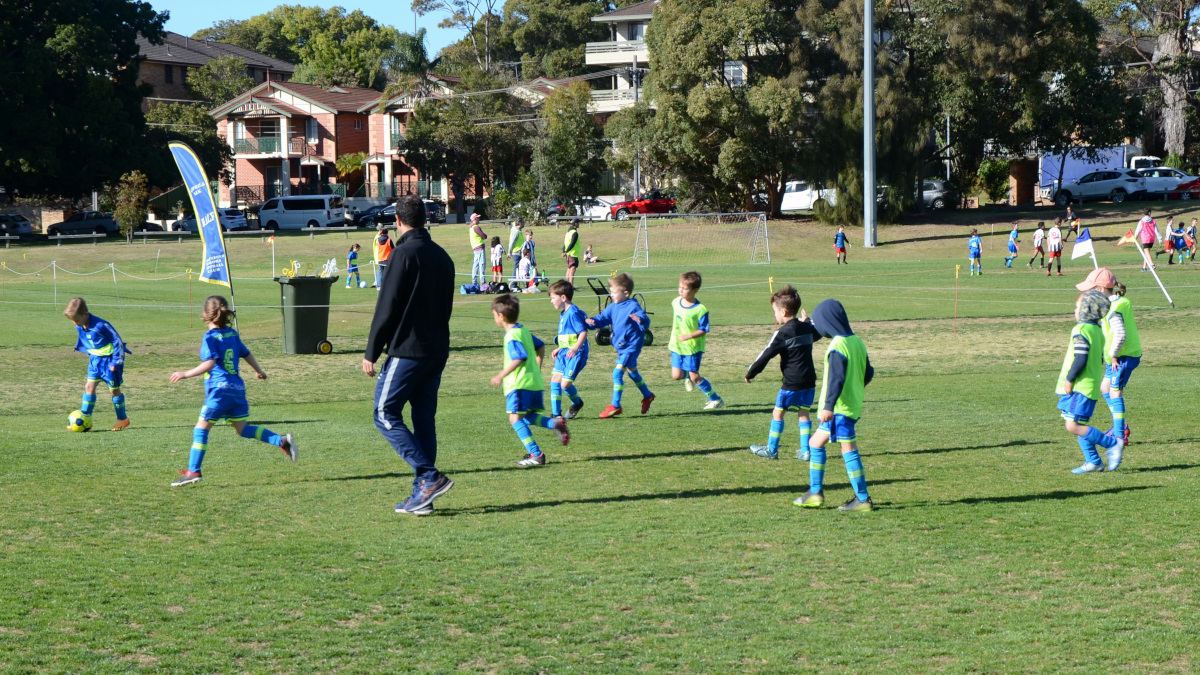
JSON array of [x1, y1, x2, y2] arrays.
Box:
[[1071, 228, 1095, 260]]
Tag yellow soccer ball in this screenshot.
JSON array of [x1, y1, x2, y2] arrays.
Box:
[[67, 410, 92, 433]]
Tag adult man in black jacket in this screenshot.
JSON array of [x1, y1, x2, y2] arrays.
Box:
[[363, 195, 456, 515]]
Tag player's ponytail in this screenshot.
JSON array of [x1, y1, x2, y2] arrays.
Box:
[[1112, 282, 1126, 297], [201, 295, 235, 327]]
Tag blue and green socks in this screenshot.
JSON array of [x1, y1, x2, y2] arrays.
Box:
[[809, 445, 826, 492], [798, 418, 812, 457], [843, 449, 870, 502], [512, 413, 555, 456], [112, 393, 127, 420], [627, 369, 653, 398], [563, 382, 582, 407], [1109, 395, 1126, 437], [696, 378, 720, 402], [551, 382, 564, 416], [81, 393, 97, 418], [767, 419, 785, 454], [611, 368, 625, 407], [239, 424, 283, 446], [189, 428, 208, 472]]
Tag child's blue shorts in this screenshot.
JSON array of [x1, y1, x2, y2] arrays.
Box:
[[506, 389, 545, 415], [87, 356, 124, 389], [670, 351, 703, 373], [968, 250, 980, 261], [1008, 243, 1018, 254], [614, 349, 641, 370], [553, 350, 588, 381], [347, 265, 359, 274], [818, 414, 858, 443], [1057, 392, 1097, 423], [200, 387, 250, 422], [1105, 356, 1140, 390], [776, 388, 815, 412]]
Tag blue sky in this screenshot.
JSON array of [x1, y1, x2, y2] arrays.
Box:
[[155, 0, 461, 56]]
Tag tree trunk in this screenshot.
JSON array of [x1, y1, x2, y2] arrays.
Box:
[[452, 176, 467, 223], [1153, 14, 1189, 156]]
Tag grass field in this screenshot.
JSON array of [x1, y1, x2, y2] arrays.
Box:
[[2, 204, 1200, 672]]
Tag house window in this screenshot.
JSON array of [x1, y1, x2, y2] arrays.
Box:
[[233, 121, 246, 141], [259, 119, 280, 138], [180, 66, 188, 84], [305, 118, 318, 143], [354, 118, 362, 130], [723, 60, 746, 86], [628, 22, 646, 41], [164, 64, 173, 84], [248, 67, 255, 80]]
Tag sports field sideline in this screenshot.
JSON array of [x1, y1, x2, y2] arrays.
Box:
[[2, 208, 1199, 672]]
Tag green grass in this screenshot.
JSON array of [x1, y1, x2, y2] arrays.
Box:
[[2, 208, 1200, 672]]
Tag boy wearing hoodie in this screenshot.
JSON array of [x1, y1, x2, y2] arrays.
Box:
[[587, 273, 655, 417], [794, 299, 875, 512], [1056, 289, 1127, 474]]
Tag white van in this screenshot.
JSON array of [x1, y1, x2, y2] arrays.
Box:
[[257, 195, 346, 230]]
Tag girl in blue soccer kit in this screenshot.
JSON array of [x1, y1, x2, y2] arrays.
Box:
[[168, 296, 297, 487], [345, 243, 362, 288]]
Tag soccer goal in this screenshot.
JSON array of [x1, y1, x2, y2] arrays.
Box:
[[631, 212, 770, 268]]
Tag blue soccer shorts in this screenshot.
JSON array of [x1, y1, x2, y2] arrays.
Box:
[[1105, 356, 1141, 390], [614, 349, 641, 370], [200, 388, 251, 423], [1057, 392, 1098, 424], [553, 350, 588, 382], [776, 388, 816, 412], [1008, 243, 1018, 254], [817, 414, 858, 443], [87, 356, 124, 389], [670, 351, 703, 373], [506, 389, 545, 415]]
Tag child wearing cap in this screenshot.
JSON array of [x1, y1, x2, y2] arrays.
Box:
[[1076, 268, 1141, 470], [1056, 288, 1126, 473]]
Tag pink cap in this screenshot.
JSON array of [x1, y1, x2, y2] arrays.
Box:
[[1075, 267, 1117, 292]]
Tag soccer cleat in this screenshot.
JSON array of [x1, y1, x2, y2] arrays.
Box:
[[553, 418, 570, 446], [599, 404, 623, 418], [1057, 272, 1063, 276], [750, 445, 779, 459], [110, 418, 130, 432], [407, 473, 454, 511], [1027, 262, 1032, 269], [281, 433, 298, 462], [703, 398, 725, 410], [640, 394, 655, 415], [171, 470, 203, 487], [1070, 462, 1105, 474], [1046, 270, 1051, 277], [565, 402, 584, 420], [1106, 435, 1126, 471], [837, 497, 874, 512], [795, 448, 811, 461], [684, 378, 694, 392], [517, 452, 547, 467], [793, 490, 824, 508]]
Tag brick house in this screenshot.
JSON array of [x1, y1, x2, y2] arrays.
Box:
[[210, 81, 381, 207], [137, 31, 294, 107], [360, 91, 446, 200]]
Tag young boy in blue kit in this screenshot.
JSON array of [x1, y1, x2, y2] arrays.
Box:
[[834, 225, 849, 264], [587, 273, 655, 418], [794, 299, 875, 512], [1055, 289, 1127, 474], [746, 286, 821, 460], [968, 228, 983, 276], [549, 280, 588, 420], [670, 271, 723, 410], [1004, 223, 1020, 267], [489, 294, 569, 467], [65, 297, 132, 431]]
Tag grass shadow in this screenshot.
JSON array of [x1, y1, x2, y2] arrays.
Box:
[[890, 484, 1158, 510], [583, 445, 744, 462], [443, 477, 919, 515], [893, 439, 1048, 456], [1128, 463, 1200, 474], [667, 406, 774, 419]]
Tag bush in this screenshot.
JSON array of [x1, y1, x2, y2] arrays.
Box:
[[977, 159, 1011, 204]]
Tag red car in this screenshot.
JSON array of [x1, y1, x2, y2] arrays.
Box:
[[610, 190, 678, 220], [1171, 178, 1200, 200]]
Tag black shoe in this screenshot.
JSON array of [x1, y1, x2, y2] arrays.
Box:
[[565, 402, 584, 420], [838, 497, 874, 512]]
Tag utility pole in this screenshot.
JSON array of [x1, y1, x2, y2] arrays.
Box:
[[632, 56, 641, 197], [862, 1, 877, 247], [946, 114, 951, 180]]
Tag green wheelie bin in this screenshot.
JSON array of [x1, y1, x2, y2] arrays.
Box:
[[275, 275, 339, 354]]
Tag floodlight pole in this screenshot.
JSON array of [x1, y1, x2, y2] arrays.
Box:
[[863, 0, 877, 248]]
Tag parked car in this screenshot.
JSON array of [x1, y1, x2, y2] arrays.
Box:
[[778, 181, 837, 211], [545, 199, 568, 219], [1172, 177, 1200, 200], [1137, 167, 1192, 195], [47, 211, 119, 236], [921, 179, 958, 210], [576, 197, 615, 220], [354, 204, 389, 227], [220, 208, 250, 231], [610, 190, 677, 220], [424, 199, 445, 224], [0, 213, 34, 235], [258, 195, 346, 230], [169, 217, 197, 232], [1052, 169, 1147, 205], [134, 223, 164, 232]]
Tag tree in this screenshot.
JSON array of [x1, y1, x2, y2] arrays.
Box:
[[335, 152, 368, 195], [977, 159, 1010, 204], [414, 0, 505, 72], [112, 171, 149, 243], [501, 0, 610, 78], [0, 0, 166, 199], [603, 102, 671, 195], [532, 81, 604, 212], [142, 103, 232, 191], [186, 55, 254, 105]]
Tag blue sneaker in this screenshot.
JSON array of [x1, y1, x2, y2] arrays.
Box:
[[1071, 462, 1105, 474], [795, 448, 810, 461], [404, 473, 454, 512], [395, 498, 434, 516], [1106, 435, 1126, 471], [750, 445, 778, 459]]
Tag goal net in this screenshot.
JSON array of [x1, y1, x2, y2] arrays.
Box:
[[631, 213, 770, 268]]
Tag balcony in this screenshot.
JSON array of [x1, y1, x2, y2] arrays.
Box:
[[390, 132, 405, 150], [589, 89, 638, 113], [585, 39, 648, 66], [234, 137, 282, 155]]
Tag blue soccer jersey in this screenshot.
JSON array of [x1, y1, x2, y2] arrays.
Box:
[[556, 304, 590, 355], [835, 231, 847, 248], [347, 250, 359, 271], [590, 298, 649, 354], [74, 314, 131, 365], [968, 235, 981, 257], [201, 327, 251, 391]]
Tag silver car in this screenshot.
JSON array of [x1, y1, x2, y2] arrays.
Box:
[[0, 213, 33, 235], [1053, 169, 1147, 205], [1137, 167, 1192, 195]]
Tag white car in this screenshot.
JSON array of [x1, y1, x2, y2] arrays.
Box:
[[779, 180, 837, 211], [576, 197, 614, 220], [1137, 167, 1192, 195], [1053, 169, 1147, 205]]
